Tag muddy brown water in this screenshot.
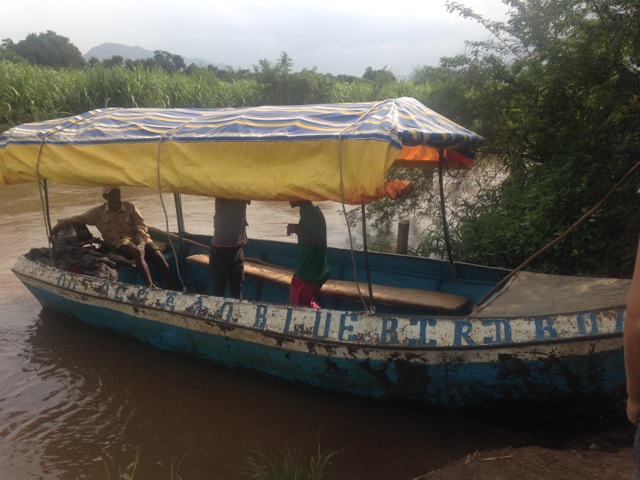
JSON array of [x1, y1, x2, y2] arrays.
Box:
[[0, 183, 628, 479]]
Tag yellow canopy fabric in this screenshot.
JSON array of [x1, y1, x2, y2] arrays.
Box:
[[0, 98, 483, 204]]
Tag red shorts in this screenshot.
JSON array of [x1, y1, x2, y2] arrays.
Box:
[[289, 275, 322, 309]]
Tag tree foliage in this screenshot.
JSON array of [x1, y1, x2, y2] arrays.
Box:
[[7, 31, 85, 68], [253, 51, 335, 105], [440, 0, 640, 276], [2, 8, 639, 278], [152, 50, 186, 73]]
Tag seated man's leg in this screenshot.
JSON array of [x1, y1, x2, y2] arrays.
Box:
[[145, 243, 175, 290], [119, 243, 154, 287]]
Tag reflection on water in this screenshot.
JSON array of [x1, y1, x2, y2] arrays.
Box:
[[0, 182, 522, 479], [1, 307, 529, 479]]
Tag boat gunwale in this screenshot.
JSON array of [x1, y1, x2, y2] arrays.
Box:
[[12, 255, 624, 354]]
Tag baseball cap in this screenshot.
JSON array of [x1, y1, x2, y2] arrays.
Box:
[[102, 186, 120, 196]]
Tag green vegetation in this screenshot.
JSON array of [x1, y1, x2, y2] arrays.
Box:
[[1, 0, 639, 278], [2, 31, 84, 68], [100, 446, 336, 480], [103, 448, 187, 480], [366, 0, 640, 278], [439, 0, 640, 277], [0, 54, 427, 131], [243, 446, 338, 480]]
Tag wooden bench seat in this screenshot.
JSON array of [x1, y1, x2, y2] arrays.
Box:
[[186, 254, 469, 314]]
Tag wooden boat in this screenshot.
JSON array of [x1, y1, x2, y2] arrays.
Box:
[[0, 98, 628, 408]]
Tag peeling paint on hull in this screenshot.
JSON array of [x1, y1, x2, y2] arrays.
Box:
[[12, 255, 626, 408]]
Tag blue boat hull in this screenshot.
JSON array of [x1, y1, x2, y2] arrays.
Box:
[[14, 242, 627, 408]]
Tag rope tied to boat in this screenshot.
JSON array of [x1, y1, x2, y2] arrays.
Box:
[[154, 115, 215, 292], [438, 147, 458, 281], [337, 99, 394, 313]]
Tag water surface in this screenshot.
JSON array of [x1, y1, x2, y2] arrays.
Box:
[[0, 183, 539, 479]]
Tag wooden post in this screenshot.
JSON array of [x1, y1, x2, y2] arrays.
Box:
[[397, 220, 410, 254]]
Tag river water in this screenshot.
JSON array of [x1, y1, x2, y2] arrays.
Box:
[[0, 182, 599, 479]]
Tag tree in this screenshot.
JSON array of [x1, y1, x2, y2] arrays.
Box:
[[9, 31, 84, 68], [362, 66, 397, 84], [153, 50, 186, 73], [0, 38, 20, 62], [334, 74, 359, 84], [103, 55, 124, 68], [253, 52, 334, 105], [362, 66, 397, 97], [440, 0, 640, 276], [276, 51, 294, 75], [360, 1, 639, 277]]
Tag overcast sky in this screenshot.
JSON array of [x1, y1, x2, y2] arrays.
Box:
[[4, 0, 509, 77]]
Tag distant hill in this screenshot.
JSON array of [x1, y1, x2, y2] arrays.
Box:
[[83, 43, 227, 69]]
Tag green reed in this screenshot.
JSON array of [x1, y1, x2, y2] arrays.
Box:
[[103, 447, 186, 480], [0, 58, 430, 133], [243, 445, 339, 480], [101, 445, 336, 480], [0, 60, 264, 130]]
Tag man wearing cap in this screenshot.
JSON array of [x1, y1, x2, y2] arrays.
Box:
[[51, 186, 174, 289]]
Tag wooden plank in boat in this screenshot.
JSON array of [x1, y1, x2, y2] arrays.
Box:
[[186, 254, 469, 313], [472, 270, 630, 317]]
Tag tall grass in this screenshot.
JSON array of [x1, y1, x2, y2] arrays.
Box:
[[0, 60, 265, 130], [103, 447, 186, 480], [0, 59, 431, 132], [0, 59, 73, 127], [243, 446, 339, 480], [100, 446, 336, 480]]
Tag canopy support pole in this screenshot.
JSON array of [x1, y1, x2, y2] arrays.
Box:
[[34, 136, 57, 265], [174, 193, 186, 238], [41, 179, 52, 244], [174, 193, 187, 282], [38, 178, 58, 266], [360, 205, 375, 312], [438, 148, 458, 281]]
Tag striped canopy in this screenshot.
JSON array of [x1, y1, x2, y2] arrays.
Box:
[[0, 97, 483, 204]]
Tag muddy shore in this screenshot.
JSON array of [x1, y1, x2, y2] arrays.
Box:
[[418, 401, 635, 480]]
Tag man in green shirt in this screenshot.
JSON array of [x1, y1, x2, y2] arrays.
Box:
[[287, 200, 330, 308]]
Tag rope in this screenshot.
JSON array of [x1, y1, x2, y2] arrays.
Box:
[[360, 204, 375, 311], [337, 99, 392, 313], [153, 115, 210, 292], [438, 147, 458, 281]]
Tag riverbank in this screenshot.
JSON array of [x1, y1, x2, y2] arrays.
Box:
[[419, 443, 632, 479], [418, 402, 635, 480]]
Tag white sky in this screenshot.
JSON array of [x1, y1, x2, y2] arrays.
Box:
[[3, 0, 509, 76]]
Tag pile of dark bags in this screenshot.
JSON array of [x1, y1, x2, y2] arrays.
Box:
[[26, 246, 118, 281]]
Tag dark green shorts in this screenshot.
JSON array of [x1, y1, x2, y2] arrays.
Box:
[[116, 242, 160, 259]]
